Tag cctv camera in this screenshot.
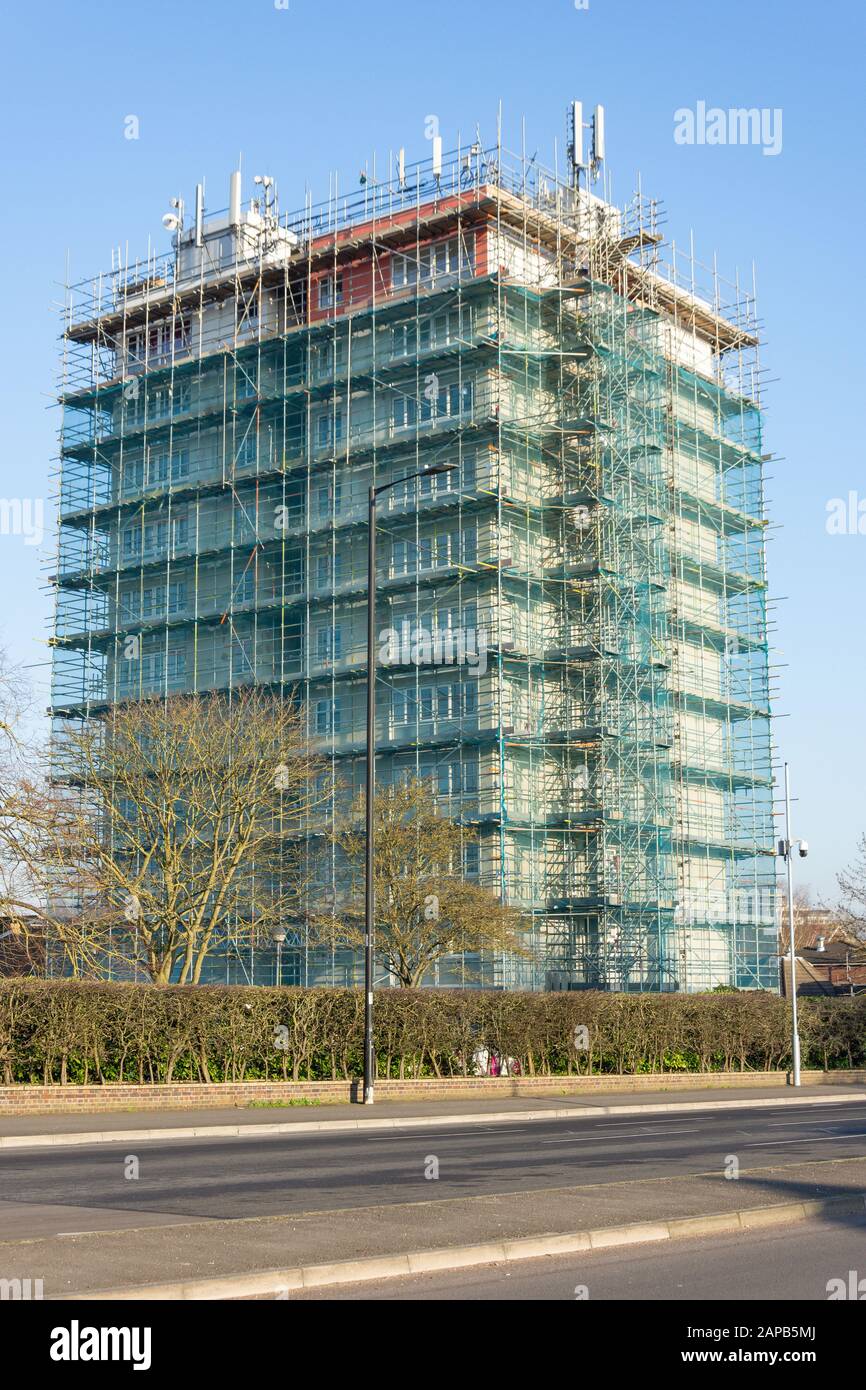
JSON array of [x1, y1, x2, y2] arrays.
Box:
[[798, 840, 809, 858]]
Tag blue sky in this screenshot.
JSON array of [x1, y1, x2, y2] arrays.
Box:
[[1, 0, 862, 901]]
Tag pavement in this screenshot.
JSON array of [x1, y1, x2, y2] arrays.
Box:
[[2, 1081, 865, 1147], [288, 1215, 866, 1301], [1, 1094, 865, 1297]]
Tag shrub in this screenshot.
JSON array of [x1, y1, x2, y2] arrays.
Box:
[[1, 982, 863, 1085]]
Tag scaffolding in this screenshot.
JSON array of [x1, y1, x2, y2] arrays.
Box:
[[51, 121, 777, 990]]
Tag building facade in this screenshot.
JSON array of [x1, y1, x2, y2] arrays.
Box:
[[53, 127, 777, 990]]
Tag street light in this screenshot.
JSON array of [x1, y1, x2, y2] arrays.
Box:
[[363, 461, 458, 1104], [271, 924, 287, 987], [778, 761, 808, 1087]]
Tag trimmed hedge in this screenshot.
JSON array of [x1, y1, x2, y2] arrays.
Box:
[[1, 981, 864, 1085]]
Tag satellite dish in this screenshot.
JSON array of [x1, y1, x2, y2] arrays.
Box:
[[162, 212, 180, 231]]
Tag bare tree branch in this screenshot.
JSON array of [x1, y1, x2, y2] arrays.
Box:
[[1, 689, 327, 982], [313, 776, 530, 986]]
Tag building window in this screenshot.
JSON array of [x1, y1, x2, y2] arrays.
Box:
[[316, 410, 344, 451], [437, 759, 478, 796], [316, 481, 342, 519], [316, 552, 344, 589], [236, 433, 257, 467], [390, 540, 408, 576], [235, 570, 255, 605], [130, 647, 186, 687], [171, 516, 188, 552], [392, 380, 472, 434], [122, 459, 146, 494], [123, 449, 190, 495], [315, 697, 342, 736], [122, 515, 188, 562], [148, 451, 170, 488], [391, 236, 474, 292], [140, 652, 163, 683], [389, 526, 475, 578], [127, 316, 190, 368], [390, 312, 467, 358], [392, 395, 416, 431], [144, 382, 190, 421], [387, 455, 473, 510], [390, 688, 413, 726], [313, 337, 347, 379], [392, 323, 412, 358], [318, 274, 344, 310], [437, 380, 473, 420], [167, 649, 186, 680], [316, 625, 341, 663], [391, 255, 416, 290], [238, 292, 259, 335], [391, 682, 476, 729], [125, 582, 187, 620], [459, 231, 476, 274]]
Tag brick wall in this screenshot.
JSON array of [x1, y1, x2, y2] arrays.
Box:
[[1, 1070, 863, 1115]]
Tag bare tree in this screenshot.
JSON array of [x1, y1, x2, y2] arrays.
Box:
[[0, 649, 51, 973], [778, 884, 829, 955], [315, 776, 529, 987], [837, 835, 866, 943], [2, 689, 326, 983]]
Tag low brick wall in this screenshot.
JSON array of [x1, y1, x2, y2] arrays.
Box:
[[1, 1069, 864, 1115]]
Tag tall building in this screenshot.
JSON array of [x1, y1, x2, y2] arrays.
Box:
[[52, 112, 777, 991]]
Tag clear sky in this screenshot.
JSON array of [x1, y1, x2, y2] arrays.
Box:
[[1, 0, 862, 902]]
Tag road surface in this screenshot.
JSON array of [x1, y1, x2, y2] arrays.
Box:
[[1, 1099, 865, 1241], [290, 1218, 866, 1300]]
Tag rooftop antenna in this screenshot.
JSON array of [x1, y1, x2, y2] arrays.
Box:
[[591, 104, 605, 181], [229, 170, 242, 227], [253, 174, 276, 220], [431, 134, 443, 186], [194, 183, 204, 248], [568, 100, 585, 190], [162, 198, 184, 274]]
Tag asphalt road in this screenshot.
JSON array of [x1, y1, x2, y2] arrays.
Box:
[[2, 1100, 866, 1241], [289, 1217, 866, 1301]]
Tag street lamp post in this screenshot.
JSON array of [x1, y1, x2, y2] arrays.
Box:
[[363, 462, 457, 1105], [272, 925, 287, 988], [778, 762, 809, 1088]]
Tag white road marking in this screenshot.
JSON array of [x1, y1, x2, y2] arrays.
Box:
[[532, 1127, 703, 1144], [744, 1132, 866, 1147]]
